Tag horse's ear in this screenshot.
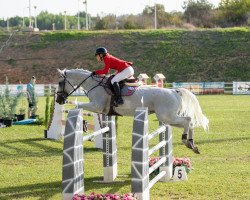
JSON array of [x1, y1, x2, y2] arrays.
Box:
[[57, 69, 66, 76], [57, 68, 63, 74]]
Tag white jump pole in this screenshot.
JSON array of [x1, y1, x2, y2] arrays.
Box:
[[94, 113, 103, 149]]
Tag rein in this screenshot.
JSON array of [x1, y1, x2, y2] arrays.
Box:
[[85, 76, 106, 96], [67, 74, 91, 97], [57, 71, 121, 117], [57, 72, 91, 100], [57, 72, 108, 101]]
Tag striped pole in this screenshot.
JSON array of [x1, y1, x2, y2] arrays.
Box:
[[62, 109, 84, 200], [131, 107, 149, 200], [131, 107, 173, 200], [102, 115, 118, 182]]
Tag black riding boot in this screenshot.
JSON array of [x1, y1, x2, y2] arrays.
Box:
[[112, 82, 124, 106]]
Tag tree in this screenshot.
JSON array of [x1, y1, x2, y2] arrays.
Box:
[[38, 11, 58, 30], [143, 4, 170, 28], [36, 11, 84, 30], [183, 0, 214, 27], [94, 16, 106, 30], [123, 15, 139, 29], [76, 11, 87, 29], [94, 14, 117, 30], [168, 11, 184, 27], [0, 77, 22, 121], [0, 18, 6, 27], [216, 0, 250, 27], [9, 16, 23, 27]]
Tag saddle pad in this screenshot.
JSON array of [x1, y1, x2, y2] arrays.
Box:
[[121, 85, 138, 96]]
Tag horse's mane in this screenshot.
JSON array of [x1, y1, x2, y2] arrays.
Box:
[[61, 68, 91, 75], [79, 69, 90, 72], [68, 68, 91, 73], [64, 68, 110, 83]]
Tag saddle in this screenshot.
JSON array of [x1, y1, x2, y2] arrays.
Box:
[[105, 75, 142, 97], [104, 75, 142, 116]]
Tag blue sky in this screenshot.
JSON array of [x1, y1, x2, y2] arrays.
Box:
[[0, 0, 220, 19]]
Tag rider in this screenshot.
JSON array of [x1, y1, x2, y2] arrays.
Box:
[[91, 47, 134, 106]]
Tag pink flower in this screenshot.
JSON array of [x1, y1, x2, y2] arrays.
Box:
[[172, 157, 192, 169], [73, 192, 138, 199], [149, 157, 160, 166]]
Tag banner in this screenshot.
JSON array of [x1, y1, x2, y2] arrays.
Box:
[[233, 82, 250, 95], [173, 82, 224, 94], [203, 82, 224, 94], [173, 82, 203, 94]]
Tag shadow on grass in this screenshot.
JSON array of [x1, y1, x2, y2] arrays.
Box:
[[1, 137, 121, 158], [84, 146, 103, 153], [0, 137, 63, 158], [196, 136, 250, 145], [0, 181, 61, 200], [84, 176, 131, 195], [0, 177, 131, 200]]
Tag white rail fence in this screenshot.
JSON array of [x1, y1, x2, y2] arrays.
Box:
[[0, 84, 84, 96], [0, 82, 249, 96]]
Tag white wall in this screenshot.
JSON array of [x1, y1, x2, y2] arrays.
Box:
[[0, 84, 85, 96]]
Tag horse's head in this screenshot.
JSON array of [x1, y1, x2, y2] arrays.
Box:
[[56, 69, 92, 104], [56, 69, 72, 104]]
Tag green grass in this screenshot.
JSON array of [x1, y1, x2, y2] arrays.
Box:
[[0, 95, 249, 200], [42, 28, 249, 82]]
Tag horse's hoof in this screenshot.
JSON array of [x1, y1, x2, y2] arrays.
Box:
[[192, 147, 200, 154], [183, 140, 193, 149], [186, 139, 200, 154]]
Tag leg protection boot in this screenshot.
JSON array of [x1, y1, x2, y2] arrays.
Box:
[[112, 82, 124, 106]]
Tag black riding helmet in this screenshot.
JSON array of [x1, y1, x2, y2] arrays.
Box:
[[95, 47, 108, 56]]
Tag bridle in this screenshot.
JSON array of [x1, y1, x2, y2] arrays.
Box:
[[56, 71, 106, 103]]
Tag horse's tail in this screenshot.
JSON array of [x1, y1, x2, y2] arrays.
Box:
[[178, 88, 209, 131]]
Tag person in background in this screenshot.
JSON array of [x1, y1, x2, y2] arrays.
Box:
[[17, 80, 23, 94], [91, 47, 134, 106], [26, 76, 37, 118]]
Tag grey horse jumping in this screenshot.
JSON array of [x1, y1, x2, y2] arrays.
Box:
[[56, 69, 209, 154]]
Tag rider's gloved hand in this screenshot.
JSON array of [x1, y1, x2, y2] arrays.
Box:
[[91, 71, 96, 76]]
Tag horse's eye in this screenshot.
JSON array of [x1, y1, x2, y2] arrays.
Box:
[[59, 81, 64, 87]]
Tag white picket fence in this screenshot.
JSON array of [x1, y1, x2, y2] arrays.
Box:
[[0, 84, 85, 96], [0, 82, 249, 96]]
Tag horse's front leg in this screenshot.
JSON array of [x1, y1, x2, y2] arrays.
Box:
[[77, 102, 104, 113], [74, 101, 104, 113]]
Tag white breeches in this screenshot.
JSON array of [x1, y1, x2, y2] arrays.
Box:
[[111, 66, 134, 84]]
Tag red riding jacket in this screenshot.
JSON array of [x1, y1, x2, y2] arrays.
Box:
[[94, 53, 133, 75]]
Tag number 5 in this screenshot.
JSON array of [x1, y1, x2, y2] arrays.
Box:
[[178, 169, 182, 179]]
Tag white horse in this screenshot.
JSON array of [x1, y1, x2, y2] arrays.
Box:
[[56, 69, 209, 154]]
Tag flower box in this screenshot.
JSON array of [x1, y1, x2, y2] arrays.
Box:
[[149, 156, 192, 177], [73, 192, 138, 200], [173, 157, 192, 174]]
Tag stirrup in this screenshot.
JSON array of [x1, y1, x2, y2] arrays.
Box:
[[113, 97, 123, 107], [116, 97, 124, 105], [113, 101, 118, 107]]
